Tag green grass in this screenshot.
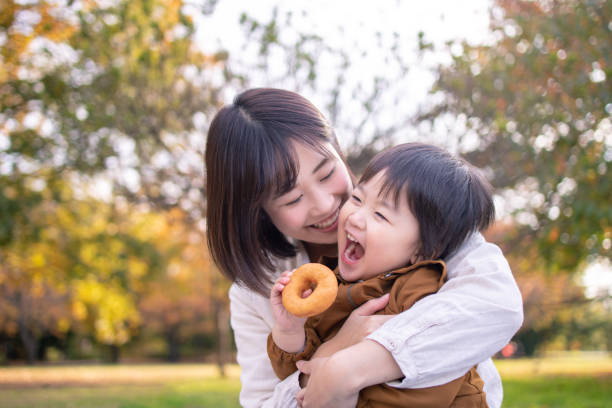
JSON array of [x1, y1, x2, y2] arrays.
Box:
[[0, 364, 241, 408], [0, 379, 240, 408], [503, 376, 610, 408], [497, 353, 611, 408], [0, 354, 610, 407], [0, 378, 240, 408]]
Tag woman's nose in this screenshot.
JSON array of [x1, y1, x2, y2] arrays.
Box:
[[311, 186, 335, 216]]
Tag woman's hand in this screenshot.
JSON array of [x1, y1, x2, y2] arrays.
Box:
[[297, 340, 404, 407], [312, 293, 393, 358], [295, 356, 359, 408]]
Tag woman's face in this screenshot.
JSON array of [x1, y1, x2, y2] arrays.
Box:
[[263, 141, 352, 245]]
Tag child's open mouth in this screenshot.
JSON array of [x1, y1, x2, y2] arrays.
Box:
[[342, 232, 365, 264]]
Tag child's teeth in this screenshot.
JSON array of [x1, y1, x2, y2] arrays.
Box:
[[347, 233, 357, 242]]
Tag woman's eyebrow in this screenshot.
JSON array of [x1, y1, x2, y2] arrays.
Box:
[[312, 157, 329, 174]]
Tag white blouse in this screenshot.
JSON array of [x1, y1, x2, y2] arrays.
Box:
[[228, 233, 523, 408]]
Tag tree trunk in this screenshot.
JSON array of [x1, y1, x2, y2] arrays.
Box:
[[17, 320, 37, 365], [109, 345, 120, 363], [166, 329, 180, 362]]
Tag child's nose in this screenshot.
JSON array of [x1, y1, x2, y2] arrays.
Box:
[[347, 209, 366, 230]]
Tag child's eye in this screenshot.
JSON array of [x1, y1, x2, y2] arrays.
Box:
[[375, 211, 388, 222], [320, 167, 335, 182], [285, 195, 303, 206], [351, 194, 362, 204]]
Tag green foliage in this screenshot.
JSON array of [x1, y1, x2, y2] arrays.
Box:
[[0, 0, 227, 361], [1, 0, 222, 224], [421, 0, 612, 272]]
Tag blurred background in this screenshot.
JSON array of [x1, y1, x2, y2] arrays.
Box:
[[0, 0, 610, 406]]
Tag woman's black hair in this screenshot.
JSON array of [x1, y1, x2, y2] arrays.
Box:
[[205, 88, 345, 295], [360, 143, 495, 261]]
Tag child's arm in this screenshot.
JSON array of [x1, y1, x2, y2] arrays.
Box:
[[267, 271, 323, 380], [269, 270, 308, 353]]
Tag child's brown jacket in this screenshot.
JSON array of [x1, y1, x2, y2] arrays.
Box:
[[267, 259, 488, 408]]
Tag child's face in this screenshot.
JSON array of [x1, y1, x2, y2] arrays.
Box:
[[337, 170, 420, 282]]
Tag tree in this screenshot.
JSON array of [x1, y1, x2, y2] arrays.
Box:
[[1, 0, 224, 244], [419, 0, 611, 273], [233, 7, 415, 174], [0, 261, 70, 364], [486, 221, 611, 355], [138, 208, 212, 362], [1, 0, 224, 361]]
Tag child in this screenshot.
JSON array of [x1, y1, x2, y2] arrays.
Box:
[[268, 143, 494, 407]]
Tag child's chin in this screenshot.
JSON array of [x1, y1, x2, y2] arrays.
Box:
[[339, 265, 357, 281]]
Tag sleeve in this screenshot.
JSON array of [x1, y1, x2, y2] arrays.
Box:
[[229, 284, 301, 408], [267, 326, 322, 380], [388, 264, 444, 313], [367, 233, 523, 390]]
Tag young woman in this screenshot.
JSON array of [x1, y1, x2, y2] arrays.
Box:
[[205, 88, 523, 408]]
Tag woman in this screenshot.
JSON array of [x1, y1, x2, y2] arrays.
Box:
[[205, 88, 523, 408]]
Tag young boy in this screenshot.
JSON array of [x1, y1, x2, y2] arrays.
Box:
[[268, 143, 494, 407]]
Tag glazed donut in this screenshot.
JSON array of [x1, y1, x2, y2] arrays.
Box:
[[282, 263, 338, 317]]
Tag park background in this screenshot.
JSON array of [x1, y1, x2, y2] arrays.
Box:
[[0, 0, 610, 407]]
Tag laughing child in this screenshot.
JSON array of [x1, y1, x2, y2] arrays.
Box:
[[268, 143, 495, 407]]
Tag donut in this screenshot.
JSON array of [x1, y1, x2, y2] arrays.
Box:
[[282, 263, 338, 317]]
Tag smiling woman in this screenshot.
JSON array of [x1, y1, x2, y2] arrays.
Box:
[[205, 88, 351, 297]]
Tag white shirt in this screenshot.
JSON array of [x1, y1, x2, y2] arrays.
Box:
[[228, 233, 523, 408]]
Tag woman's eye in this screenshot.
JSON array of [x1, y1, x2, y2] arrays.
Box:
[[285, 195, 303, 206], [320, 167, 335, 182]]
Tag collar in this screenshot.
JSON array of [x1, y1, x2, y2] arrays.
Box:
[[335, 259, 447, 284]]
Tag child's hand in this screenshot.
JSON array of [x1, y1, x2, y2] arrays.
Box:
[[270, 270, 311, 353], [270, 270, 308, 333]]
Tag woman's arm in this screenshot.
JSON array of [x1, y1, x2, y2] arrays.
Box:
[[229, 284, 300, 408], [310, 293, 392, 358], [299, 233, 523, 407], [366, 233, 523, 388], [296, 340, 399, 408]]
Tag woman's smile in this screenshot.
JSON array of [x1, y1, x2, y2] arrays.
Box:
[[310, 207, 341, 232]]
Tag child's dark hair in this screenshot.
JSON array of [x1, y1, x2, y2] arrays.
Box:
[[360, 143, 495, 260], [205, 88, 347, 295]]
